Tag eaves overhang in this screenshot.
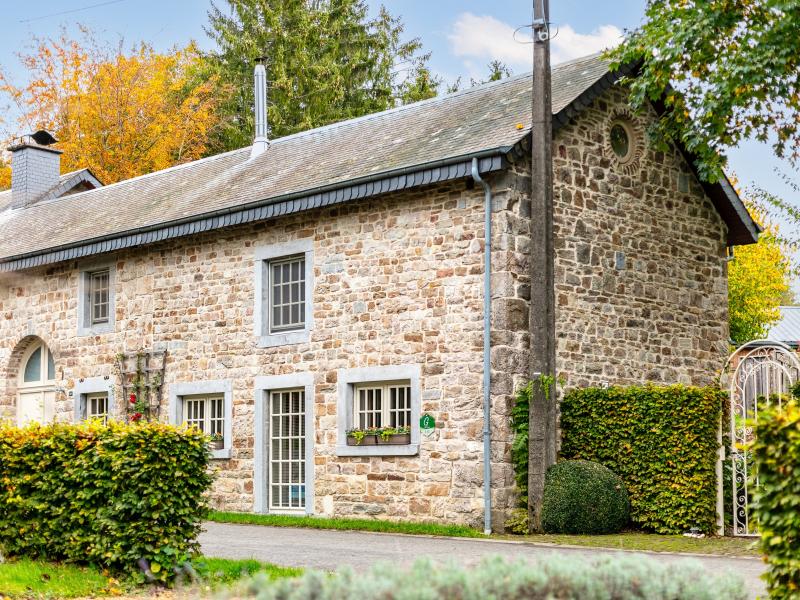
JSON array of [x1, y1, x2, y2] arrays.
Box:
[[0, 151, 506, 272]]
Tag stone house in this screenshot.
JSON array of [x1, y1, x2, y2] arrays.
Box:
[[0, 54, 758, 530]]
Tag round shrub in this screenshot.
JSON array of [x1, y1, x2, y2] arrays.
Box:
[[541, 459, 630, 534]]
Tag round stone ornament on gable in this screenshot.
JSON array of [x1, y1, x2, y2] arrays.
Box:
[[605, 110, 644, 175]]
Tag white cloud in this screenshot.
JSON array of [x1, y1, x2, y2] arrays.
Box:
[[448, 13, 623, 74]]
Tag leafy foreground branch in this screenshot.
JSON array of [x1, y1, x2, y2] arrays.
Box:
[[227, 555, 746, 600]]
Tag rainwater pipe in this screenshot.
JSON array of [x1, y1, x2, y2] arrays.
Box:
[[471, 157, 492, 535]]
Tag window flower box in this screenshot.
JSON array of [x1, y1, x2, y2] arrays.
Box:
[[347, 427, 410, 446], [209, 433, 224, 451], [376, 433, 410, 445]]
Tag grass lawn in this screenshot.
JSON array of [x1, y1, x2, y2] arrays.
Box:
[[0, 558, 113, 598], [208, 510, 486, 538], [209, 511, 759, 557], [193, 557, 302, 587], [0, 556, 301, 598], [511, 532, 760, 557]]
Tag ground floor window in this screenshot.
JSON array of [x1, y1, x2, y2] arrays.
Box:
[[85, 392, 109, 423], [169, 381, 233, 460], [269, 388, 306, 511], [336, 365, 420, 457], [354, 381, 411, 429], [183, 394, 225, 438]]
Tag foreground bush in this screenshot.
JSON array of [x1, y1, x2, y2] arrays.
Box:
[[0, 420, 211, 582], [754, 402, 800, 599], [230, 555, 746, 599], [559, 384, 724, 534], [541, 460, 629, 534]]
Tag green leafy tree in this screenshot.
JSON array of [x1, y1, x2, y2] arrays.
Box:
[[204, 0, 433, 152], [729, 209, 792, 344], [610, 0, 800, 182]]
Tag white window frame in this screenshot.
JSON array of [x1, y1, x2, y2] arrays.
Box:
[[254, 239, 314, 348], [353, 381, 412, 430], [169, 380, 233, 459], [78, 262, 116, 336], [183, 394, 226, 437], [336, 365, 421, 457], [254, 373, 315, 515], [73, 375, 115, 423], [85, 392, 109, 423]]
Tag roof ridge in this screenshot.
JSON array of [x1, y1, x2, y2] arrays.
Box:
[[268, 53, 608, 145], [8, 51, 613, 212]]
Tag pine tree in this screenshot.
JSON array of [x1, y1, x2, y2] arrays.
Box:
[[204, 0, 434, 152]]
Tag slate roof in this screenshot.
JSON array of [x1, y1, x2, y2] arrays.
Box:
[[0, 168, 101, 213], [767, 307, 800, 348], [0, 53, 758, 271]]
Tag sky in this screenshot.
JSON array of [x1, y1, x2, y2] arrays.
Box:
[[0, 0, 796, 262]]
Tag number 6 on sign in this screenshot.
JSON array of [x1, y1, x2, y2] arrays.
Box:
[[420, 413, 435, 437]]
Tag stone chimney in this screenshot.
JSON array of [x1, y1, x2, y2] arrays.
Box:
[[8, 130, 62, 209]]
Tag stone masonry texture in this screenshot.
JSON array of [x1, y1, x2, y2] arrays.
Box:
[[0, 86, 730, 530]]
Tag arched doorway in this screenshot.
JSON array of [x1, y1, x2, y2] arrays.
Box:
[[16, 339, 56, 425]]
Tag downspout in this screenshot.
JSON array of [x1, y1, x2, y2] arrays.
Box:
[[471, 157, 492, 535]]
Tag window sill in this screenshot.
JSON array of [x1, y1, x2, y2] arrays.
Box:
[[335, 444, 419, 457], [257, 329, 310, 348], [211, 448, 231, 460], [77, 323, 115, 337]]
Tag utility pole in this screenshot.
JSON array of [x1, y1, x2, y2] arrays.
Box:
[[527, 0, 557, 533]]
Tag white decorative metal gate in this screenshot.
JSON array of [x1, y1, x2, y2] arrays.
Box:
[[722, 340, 800, 536]]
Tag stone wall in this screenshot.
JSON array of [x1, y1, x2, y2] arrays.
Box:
[[0, 179, 494, 527], [486, 86, 731, 525], [0, 84, 732, 529]]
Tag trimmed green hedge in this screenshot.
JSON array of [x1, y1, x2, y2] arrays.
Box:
[[0, 420, 212, 582], [754, 402, 800, 599], [541, 460, 630, 534], [559, 384, 725, 534], [230, 555, 747, 599]]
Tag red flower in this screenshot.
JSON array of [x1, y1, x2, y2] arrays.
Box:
[[129, 393, 136, 404], [131, 412, 142, 422]]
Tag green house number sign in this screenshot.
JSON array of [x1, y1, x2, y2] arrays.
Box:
[[420, 413, 435, 437]]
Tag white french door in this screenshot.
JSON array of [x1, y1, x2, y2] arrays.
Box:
[[268, 388, 306, 512], [17, 340, 56, 426]]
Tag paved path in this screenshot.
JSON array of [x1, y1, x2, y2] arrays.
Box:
[[200, 522, 765, 598]]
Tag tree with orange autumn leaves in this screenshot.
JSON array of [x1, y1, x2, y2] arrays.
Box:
[[0, 29, 222, 185]]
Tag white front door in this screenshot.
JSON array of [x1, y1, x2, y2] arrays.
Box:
[[268, 388, 306, 512]]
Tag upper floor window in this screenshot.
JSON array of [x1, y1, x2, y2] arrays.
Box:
[[254, 240, 313, 348], [89, 269, 110, 325], [78, 263, 115, 336], [269, 256, 306, 332]]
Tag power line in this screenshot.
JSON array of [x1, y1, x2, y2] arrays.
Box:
[[19, 0, 126, 24]]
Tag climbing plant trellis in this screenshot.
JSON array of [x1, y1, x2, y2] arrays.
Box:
[[720, 340, 800, 536], [115, 350, 167, 422]]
